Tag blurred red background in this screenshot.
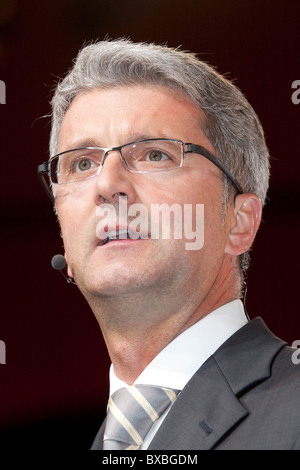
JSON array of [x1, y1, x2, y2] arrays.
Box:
[[0, 0, 299, 449]]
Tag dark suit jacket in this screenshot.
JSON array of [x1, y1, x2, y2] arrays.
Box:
[[91, 318, 300, 450]]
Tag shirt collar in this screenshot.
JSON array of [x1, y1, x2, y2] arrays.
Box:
[[109, 299, 248, 396]]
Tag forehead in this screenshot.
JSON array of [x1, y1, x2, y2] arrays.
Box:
[[58, 85, 211, 152]]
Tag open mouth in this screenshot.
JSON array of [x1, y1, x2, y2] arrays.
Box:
[[100, 233, 129, 246], [97, 229, 148, 246]]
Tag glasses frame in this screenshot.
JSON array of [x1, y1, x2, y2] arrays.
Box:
[[37, 138, 243, 202]]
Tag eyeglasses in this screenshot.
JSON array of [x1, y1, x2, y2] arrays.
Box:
[[37, 138, 243, 201]]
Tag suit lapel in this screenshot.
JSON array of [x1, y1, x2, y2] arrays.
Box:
[[149, 318, 286, 450], [149, 355, 248, 450]]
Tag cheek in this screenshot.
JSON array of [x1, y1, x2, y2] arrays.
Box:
[[56, 201, 84, 252], [137, 176, 201, 207], [202, 210, 229, 273], [139, 165, 221, 204]]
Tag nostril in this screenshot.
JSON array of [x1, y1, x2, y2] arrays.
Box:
[[111, 191, 128, 201]]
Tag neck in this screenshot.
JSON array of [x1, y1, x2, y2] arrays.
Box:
[[83, 258, 240, 385], [85, 260, 241, 384]]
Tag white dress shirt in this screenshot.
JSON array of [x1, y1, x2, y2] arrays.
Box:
[[108, 299, 248, 449]]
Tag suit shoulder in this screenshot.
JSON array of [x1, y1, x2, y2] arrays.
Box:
[[271, 344, 300, 380], [247, 343, 300, 416]]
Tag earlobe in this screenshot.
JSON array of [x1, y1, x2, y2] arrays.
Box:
[[225, 193, 262, 256], [64, 252, 74, 278]]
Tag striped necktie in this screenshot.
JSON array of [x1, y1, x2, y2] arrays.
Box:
[[103, 384, 179, 450]]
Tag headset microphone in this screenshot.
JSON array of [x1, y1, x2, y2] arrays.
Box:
[[51, 254, 76, 285]]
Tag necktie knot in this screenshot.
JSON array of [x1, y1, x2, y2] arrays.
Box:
[[103, 385, 179, 450]]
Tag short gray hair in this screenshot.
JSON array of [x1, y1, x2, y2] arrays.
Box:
[[49, 38, 270, 274]]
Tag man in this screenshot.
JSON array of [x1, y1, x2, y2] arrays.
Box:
[[38, 39, 300, 450]]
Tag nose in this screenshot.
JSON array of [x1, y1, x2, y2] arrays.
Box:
[[92, 149, 137, 206]]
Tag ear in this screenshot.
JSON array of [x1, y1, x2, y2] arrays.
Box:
[[64, 252, 74, 279], [225, 193, 262, 256]]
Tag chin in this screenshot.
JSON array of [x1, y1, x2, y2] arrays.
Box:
[[79, 271, 137, 297], [81, 268, 166, 300]]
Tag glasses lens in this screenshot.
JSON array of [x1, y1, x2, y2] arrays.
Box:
[[122, 140, 183, 172], [50, 148, 104, 184]]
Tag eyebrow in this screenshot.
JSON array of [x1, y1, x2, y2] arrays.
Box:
[[126, 132, 171, 143], [62, 138, 103, 151], [61, 133, 172, 153]]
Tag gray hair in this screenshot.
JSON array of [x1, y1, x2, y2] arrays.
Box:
[[50, 38, 270, 275]]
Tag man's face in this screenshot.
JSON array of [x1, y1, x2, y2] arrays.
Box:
[[55, 85, 231, 313]]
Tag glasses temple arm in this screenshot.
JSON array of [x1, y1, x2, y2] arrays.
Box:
[[185, 144, 243, 195], [37, 163, 55, 202]]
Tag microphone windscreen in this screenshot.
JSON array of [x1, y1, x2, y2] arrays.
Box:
[[51, 254, 67, 271]]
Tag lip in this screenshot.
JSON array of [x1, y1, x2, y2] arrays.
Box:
[[97, 237, 147, 248], [95, 224, 149, 247], [96, 224, 129, 241]]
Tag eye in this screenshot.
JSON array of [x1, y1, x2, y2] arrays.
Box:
[[75, 157, 96, 172], [146, 150, 169, 162]]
